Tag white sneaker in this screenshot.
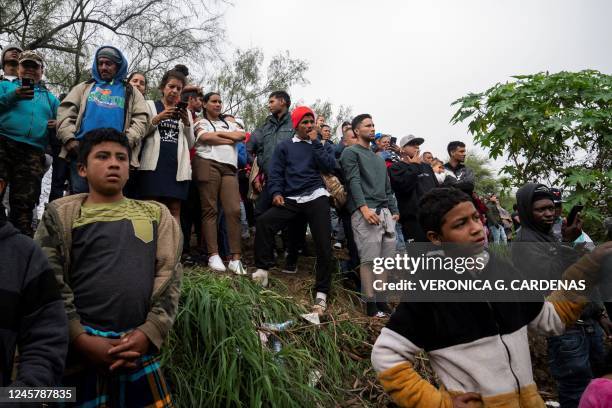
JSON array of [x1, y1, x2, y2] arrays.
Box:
[[228, 259, 247, 275], [252, 269, 269, 287], [208, 255, 226, 272]]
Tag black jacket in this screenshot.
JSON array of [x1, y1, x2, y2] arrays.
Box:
[[0, 220, 68, 387], [511, 183, 602, 320], [444, 162, 475, 193], [388, 161, 438, 220]]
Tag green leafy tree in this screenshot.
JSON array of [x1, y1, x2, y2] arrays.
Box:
[[452, 70, 612, 236], [208, 48, 309, 130]]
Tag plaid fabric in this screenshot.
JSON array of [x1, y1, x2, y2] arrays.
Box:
[[62, 327, 173, 408]]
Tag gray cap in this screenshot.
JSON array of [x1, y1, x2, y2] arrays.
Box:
[[97, 47, 122, 65], [398, 134, 424, 147], [1, 43, 23, 66]]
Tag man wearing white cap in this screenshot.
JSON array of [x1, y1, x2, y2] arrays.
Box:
[[388, 134, 438, 243], [0, 44, 23, 82]]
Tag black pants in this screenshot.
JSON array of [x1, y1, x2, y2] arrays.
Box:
[[255, 196, 332, 294], [49, 140, 69, 202], [401, 217, 427, 243], [338, 207, 359, 271]]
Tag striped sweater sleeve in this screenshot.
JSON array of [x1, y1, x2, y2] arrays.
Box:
[[372, 328, 453, 408]]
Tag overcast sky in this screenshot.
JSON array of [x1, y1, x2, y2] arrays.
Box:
[[223, 0, 611, 170]]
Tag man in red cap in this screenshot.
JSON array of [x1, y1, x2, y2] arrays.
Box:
[[252, 106, 337, 315]]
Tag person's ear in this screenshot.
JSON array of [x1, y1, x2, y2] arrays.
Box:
[[426, 231, 442, 246], [77, 162, 87, 178]]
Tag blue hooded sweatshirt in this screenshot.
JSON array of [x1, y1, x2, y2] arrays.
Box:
[[0, 79, 59, 150], [75, 46, 128, 140]]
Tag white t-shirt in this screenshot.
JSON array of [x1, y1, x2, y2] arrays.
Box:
[[194, 118, 240, 166]]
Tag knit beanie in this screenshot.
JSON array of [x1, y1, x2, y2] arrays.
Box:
[[291, 106, 315, 129], [97, 47, 122, 65]]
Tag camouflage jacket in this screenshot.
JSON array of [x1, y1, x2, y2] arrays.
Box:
[[34, 194, 183, 351]]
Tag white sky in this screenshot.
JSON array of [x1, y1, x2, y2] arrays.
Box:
[[224, 0, 612, 170]]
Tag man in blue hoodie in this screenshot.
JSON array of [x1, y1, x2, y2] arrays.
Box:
[[0, 50, 59, 236], [57, 46, 149, 193]]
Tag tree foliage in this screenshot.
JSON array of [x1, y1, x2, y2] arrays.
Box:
[[452, 70, 612, 232], [310, 99, 353, 140], [208, 48, 309, 130], [1, 0, 225, 90]]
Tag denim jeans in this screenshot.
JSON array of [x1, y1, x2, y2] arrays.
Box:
[[489, 224, 507, 244], [69, 159, 89, 194], [547, 321, 605, 408]]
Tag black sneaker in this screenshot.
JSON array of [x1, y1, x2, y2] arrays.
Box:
[[282, 253, 298, 274]]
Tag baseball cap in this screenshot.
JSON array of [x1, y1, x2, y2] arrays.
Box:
[[398, 134, 424, 147], [19, 50, 44, 67]]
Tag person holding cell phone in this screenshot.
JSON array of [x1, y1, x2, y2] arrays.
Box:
[[137, 67, 195, 223], [0, 50, 60, 236]]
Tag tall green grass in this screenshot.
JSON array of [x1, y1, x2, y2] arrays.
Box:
[[161, 268, 378, 407]]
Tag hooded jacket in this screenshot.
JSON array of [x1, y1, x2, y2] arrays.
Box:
[[443, 161, 475, 193], [57, 46, 150, 168], [512, 183, 602, 320], [0, 220, 68, 387], [0, 79, 59, 150], [388, 160, 438, 220], [512, 183, 579, 278]]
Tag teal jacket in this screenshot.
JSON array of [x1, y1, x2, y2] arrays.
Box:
[[0, 79, 59, 150]]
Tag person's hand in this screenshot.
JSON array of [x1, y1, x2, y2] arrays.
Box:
[[452, 392, 482, 407], [389, 144, 400, 153], [406, 152, 422, 164], [47, 120, 57, 129], [392, 214, 400, 222], [73, 333, 120, 369], [308, 129, 319, 142], [598, 315, 612, 339], [590, 241, 612, 263], [15, 86, 34, 100], [562, 213, 583, 242], [253, 178, 263, 193], [272, 195, 285, 207], [107, 329, 150, 371], [152, 108, 176, 126], [177, 108, 190, 127], [360, 206, 380, 225], [65, 139, 79, 157]]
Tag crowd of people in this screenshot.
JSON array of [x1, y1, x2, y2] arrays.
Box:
[[1, 43, 611, 407]]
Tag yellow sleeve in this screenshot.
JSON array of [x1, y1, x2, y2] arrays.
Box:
[[379, 361, 453, 408]]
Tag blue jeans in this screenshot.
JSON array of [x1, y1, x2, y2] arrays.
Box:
[[489, 224, 507, 244], [547, 321, 605, 408], [69, 159, 89, 194]]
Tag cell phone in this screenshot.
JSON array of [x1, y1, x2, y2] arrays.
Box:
[[21, 78, 33, 89], [390, 136, 397, 146], [566, 204, 584, 226], [176, 101, 188, 111]]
